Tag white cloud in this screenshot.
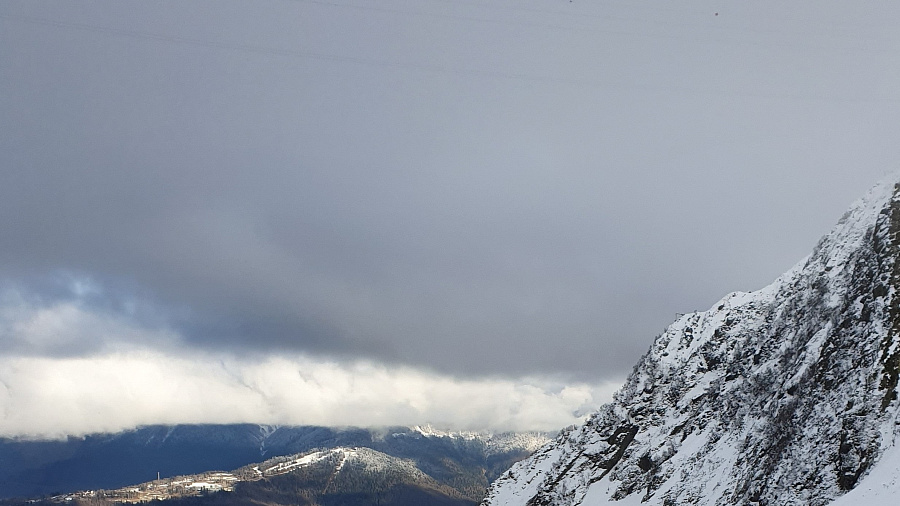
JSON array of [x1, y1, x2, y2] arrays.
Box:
[[0, 350, 620, 438], [0, 281, 622, 438]]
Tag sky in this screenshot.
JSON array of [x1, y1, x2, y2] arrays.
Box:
[[1, 0, 899, 437]]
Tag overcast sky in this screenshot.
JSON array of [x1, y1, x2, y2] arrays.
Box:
[[1, 0, 899, 437]]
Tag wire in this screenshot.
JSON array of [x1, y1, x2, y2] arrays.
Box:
[[289, 0, 900, 55], [1, 12, 897, 105]]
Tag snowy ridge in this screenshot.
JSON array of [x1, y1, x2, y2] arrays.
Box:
[[52, 447, 433, 504], [485, 431, 553, 456], [411, 424, 552, 456], [261, 448, 337, 475], [254, 446, 427, 480], [484, 176, 900, 506]]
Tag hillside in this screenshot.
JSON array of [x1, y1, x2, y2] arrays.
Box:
[[17, 447, 478, 506]]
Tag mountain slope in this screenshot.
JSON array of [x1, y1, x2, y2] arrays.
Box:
[[484, 178, 900, 506], [211, 447, 479, 506], [18, 447, 480, 506]]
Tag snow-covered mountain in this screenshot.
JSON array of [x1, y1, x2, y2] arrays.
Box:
[[32, 446, 473, 506], [484, 178, 900, 506]]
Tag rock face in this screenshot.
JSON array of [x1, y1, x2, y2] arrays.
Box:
[[484, 179, 900, 506]]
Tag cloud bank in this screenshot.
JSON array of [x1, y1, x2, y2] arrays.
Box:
[[0, 352, 618, 438], [0, 290, 618, 438]]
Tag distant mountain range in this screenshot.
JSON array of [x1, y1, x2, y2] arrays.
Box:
[[0, 424, 551, 504]]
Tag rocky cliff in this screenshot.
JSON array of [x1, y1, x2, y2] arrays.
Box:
[[484, 178, 900, 506]]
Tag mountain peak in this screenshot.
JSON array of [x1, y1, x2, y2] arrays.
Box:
[[484, 178, 900, 506]]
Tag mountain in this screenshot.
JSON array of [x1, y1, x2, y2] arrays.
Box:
[[483, 178, 900, 506], [19, 446, 481, 506], [0, 424, 550, 501]]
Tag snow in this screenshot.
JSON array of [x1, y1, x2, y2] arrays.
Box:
[[581, 484, 645, 506], [263, 449, 334, 474], [412, 424, 481, 439], [187, 482, 222, 490], [409, 424, 552, 455], [256, 424, 278, 456], [335, 449, 352, 472], [256, 446, 426, 480], [678, 370, 724, 409], [830, 442, 900, 506]]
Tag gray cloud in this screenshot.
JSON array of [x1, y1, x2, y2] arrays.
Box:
[[0, 299, 621, 436], [1, 0, 899, 389]]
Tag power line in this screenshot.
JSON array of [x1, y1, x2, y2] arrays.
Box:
[[289, 0, 900, 56], [1, 13, 896, 105]]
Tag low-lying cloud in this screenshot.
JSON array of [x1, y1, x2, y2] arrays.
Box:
[[0, 289, 619, 438], [0, 351, 619, 439]]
